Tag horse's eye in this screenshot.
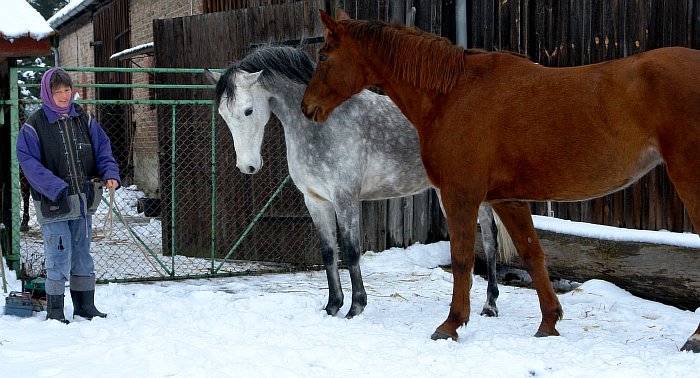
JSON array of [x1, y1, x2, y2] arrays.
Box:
[[319, 54, 328, 62], [244, 108, 253, 116]]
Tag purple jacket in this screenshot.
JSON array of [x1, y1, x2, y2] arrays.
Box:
[[16, 104, 121, 203]]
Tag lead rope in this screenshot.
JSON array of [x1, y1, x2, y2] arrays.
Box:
[[104, 186, 115, 239], [102, 187, 164, 277]]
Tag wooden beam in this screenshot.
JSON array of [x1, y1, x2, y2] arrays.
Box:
[[0, 38, 51, 60], [474, 225, 700, 311]]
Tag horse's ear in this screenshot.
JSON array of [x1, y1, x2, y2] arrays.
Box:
[[335, 7, 350, 21], [319, 9, 339, 35], [239, 71, 263, 87], [204, 69, 221, 85]]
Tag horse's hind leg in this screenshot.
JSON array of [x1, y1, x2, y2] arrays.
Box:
[[682, 324, 700, 353], [333, 197, 366, 318], [491, 201, 563, 337], [477, 203, 499, 317], [304, 195, 343, 316], [662, 146, 700, 352]]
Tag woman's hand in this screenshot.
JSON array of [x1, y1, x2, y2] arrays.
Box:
[[105, 179, 118, 189]]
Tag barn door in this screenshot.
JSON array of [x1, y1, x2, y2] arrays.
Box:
[[93, 0, 133, 185]]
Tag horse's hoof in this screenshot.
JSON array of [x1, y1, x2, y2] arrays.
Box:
[[20, 224, 29, 232], [480, 307, 498, 317], [534, 329, 560, 338], [431, 330, 458, 341], [681, 339, 700, 353], [324, 305, 341, 316], [344, 305, 364, 319]]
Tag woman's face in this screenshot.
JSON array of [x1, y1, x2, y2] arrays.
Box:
[[51, 84, 73, 109]]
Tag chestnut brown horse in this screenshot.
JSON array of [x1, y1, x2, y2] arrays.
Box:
[[300, 10, 700, 352]]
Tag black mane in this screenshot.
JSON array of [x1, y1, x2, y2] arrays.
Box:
[[215, 46, 316, 105]]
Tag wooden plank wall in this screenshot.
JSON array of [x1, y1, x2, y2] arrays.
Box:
[[154, 0, 327, 264], [464, 0, 698, 233], [153, 0, 697, 267]]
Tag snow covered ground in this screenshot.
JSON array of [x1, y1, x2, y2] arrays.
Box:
[[2, 240, 699, 377]]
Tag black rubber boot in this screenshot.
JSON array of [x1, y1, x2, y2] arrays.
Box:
[[71, 290, 107, 320], [46, 294, 70, 324]]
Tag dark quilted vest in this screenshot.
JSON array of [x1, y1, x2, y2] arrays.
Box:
[[25, 104, 98, 201]]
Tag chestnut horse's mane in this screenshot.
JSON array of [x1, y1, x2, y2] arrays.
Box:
[[341, 19, 495, 93]]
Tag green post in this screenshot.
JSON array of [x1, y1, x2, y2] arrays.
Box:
[[170, 105, 177, 276], [8, 67, 21, 276], [210, 105, 217, 272]]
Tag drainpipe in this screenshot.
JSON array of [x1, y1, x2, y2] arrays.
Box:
[[455, 0, 467, 47], [51, 47, 60, 67]]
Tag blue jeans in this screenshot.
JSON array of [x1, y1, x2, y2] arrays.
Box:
[[40, 216, 94, 295]]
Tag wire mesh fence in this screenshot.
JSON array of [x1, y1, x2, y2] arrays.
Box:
[[9, 66, 320, 285]]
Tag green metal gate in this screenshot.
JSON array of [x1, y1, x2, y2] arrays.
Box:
[[4, 66, 317, 284]]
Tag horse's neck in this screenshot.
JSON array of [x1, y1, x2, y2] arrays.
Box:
[[267, 81, 315, 141], [381, 85, 439, 129], [364, 56, 442, 132]]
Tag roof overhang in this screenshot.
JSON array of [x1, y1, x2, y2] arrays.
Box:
[[0, 36, 52, 60], [110, 42, 155, 61]]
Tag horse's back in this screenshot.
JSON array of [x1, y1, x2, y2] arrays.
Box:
[[349, 91, 433, 199], [433, 46, 700, 201]]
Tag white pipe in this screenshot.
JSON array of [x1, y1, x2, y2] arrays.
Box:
[[51, 46, 60, 67], [455, 0, 467, 47]]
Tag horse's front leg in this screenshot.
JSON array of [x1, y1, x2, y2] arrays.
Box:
[[304, 195, 343, 316], [477, 203, 500, 317], [334, 197, 366, 318], [492, 201, 563, 337], [432, 191, 481, 341]]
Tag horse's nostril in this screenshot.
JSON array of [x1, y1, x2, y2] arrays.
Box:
[[247, 166, 256, 174]]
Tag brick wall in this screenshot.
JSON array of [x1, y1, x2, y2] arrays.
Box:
[[56, 13, 96, 113], [129, 0, 203, 196], [55, 1, 204, 197]]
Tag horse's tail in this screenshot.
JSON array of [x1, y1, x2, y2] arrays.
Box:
[[493, 211, 517, 263]]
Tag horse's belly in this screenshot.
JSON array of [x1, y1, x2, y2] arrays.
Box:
[[491, 147, 662, 202], [359, 174, 432, 200]]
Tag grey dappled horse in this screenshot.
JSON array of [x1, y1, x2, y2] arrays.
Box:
[[206, 46, 514, 318]]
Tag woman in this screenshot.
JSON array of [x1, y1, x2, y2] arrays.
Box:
[[16, 67, 121, 323]]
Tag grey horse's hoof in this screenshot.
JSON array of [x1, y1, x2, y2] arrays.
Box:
[[480, 307, 499, 317], [681, 339, 700, 353], [324, 304, 341, 316], [344, 305, 364, 319]]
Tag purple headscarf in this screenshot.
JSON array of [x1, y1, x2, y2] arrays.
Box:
[[40, 67, 73, 115]]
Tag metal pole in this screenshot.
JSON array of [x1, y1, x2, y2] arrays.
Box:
[[9, 67, 21, 275], [170, 105, 177, 276], [456, 0, 468, 48], [210, 104, 217, 273]]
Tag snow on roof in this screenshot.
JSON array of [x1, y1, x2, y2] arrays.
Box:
[[48, 0, 98, 29], [0, 0, 55, 41], [110, 42, 155, 60]]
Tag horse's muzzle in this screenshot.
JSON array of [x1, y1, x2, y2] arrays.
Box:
[[300, 102, 325, 123]]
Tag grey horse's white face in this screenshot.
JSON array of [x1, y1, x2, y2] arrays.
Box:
[[216, 70, 271, 174]]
